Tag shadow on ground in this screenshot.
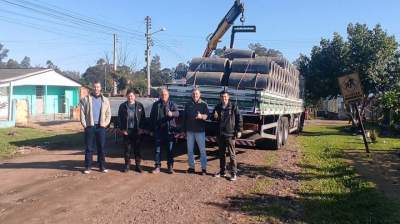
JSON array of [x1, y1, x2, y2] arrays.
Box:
[[210, 159, 400, 223]]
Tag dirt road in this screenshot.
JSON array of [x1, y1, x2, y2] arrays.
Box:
[[0, 124, 301, 224]]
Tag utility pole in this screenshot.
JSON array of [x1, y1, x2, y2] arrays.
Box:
[[145, 16, 152, 96], [104, 64, 107, 92], [112, 33, 118, 96]]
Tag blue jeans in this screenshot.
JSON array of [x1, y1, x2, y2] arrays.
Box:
[[186, 131, 207, 170], [154, 131, 175, 168], [84, 126, 106, 170]]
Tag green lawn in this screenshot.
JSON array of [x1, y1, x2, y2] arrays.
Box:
[[241, 123, 400, 223], [299, 124, 400, 224], [0, 127, 83, 158]]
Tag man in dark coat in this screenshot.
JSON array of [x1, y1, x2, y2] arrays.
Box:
[[149, 88, 179, 174], [118, 89, 146, 173], [212, 90, 243, 181]]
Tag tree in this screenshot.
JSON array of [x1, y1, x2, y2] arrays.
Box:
[[6, 59, 20, 68], [20, 56, 31, 68], [46, 60, 58, 69], [174, 62, 189, 79], [0, 43, 9, 63], [82, 59, 112, 87], [297, 33, 349, 103], [128, 71, 147, 96], [248, 43, 283, 57], [347, 23, 398, 94], [62, 70, 80, 81], [148, 55, 171, 86], [297, 23, 399, 103]]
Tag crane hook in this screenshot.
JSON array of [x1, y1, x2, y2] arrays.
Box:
[[240, 11, 245, 24]]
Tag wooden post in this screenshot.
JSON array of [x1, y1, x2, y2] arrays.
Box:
[[353, 103, 370, 153]]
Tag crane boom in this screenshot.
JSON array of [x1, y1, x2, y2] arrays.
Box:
[[202, 0, 244, 57]]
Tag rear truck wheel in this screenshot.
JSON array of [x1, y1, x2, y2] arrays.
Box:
[[255, 138, 269, 150], [282, 117, 289, 145], [293, 114, 302, 135], [299, 112, 305, 132]]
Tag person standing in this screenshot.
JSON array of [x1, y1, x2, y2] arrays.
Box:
[[118, 89, 146, 173], [212, 90, 243, 181], [184, 88, 209, 175], [80, 80, 111, 174], [150, 88, 179, 174]]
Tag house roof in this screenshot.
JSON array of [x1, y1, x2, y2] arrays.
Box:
[[0, 68, 51, 83], [0, 68, 83, 87]]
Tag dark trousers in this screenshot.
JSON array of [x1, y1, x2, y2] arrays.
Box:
[[154, 130, 175, 168], [217, 135, 237, 175], [84, 126, 106, 170], [123, 129, 142, 166]]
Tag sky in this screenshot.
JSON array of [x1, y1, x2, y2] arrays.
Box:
[[0, 0, 399, 73]]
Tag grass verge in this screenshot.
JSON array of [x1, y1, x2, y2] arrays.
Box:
[[299, 124, 400, 224], [239, 123, 400, 224], [0, 127, 83, 158]]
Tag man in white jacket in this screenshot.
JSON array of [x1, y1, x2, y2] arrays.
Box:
[[79, 81, 111, 174]]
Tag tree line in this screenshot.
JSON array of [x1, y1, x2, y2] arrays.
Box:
[[295, 23, 400, 123]]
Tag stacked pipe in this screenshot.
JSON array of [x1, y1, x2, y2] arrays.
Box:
[[228, 56, 301, 99], [185, 50, 301, 100], [186, 57, 230, 86]]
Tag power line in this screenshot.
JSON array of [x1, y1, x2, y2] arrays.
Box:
[[0, 15, 109, 44], [31, 0, 145, 37], [0, 8, 116, 39], [1, 0, 144, 41]]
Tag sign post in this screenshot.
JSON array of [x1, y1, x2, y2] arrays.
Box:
[[338, 73, 370, 153]]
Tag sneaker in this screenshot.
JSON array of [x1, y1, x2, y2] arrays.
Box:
[[214, 172, 226, 178], [230, 174, 237, 181], [201, 169, 207, 176], [152, 167, 160, 174], [83, 169, 91, 174], [187, 168, 195, 174], [100, 169, 109, 173], [168, 166, 175, 174]]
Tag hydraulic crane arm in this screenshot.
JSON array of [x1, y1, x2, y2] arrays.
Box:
[[202, 0, 244, 57]]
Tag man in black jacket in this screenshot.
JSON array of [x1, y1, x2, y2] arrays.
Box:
[[212, 90, 243, 181], [149, 88, 179, 174], [118, 89, 146, 173]]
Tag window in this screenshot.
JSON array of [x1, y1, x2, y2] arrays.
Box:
[[36, 86, 44, 98]]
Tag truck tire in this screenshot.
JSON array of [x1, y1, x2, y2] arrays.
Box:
[[293, 114, 302, 134], [271, 117, 283, 150], [282, 117, 289, 145]]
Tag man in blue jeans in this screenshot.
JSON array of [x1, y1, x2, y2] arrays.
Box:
[[184, 88, 209, 175], [150, 88, 179, 174], [79, 81, 111, 174]]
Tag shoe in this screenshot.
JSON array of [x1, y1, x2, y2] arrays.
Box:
[[135, 165, 142, 173], [100, 169, 109, 173], [83, 169, 91, 174], [187, 168, 195, 174], [152, 167, 160, 174], [214, 171, 226, 178], [201, 169, 207, 176], [168, 166, 175, 174], [230, 174, 237, 181], [123, 165, 130, 173]]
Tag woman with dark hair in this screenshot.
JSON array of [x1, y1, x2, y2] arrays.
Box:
[[118, 89, 146, 173]]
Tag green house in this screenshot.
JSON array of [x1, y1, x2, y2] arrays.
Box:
[[0, 68, 82, 128]]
